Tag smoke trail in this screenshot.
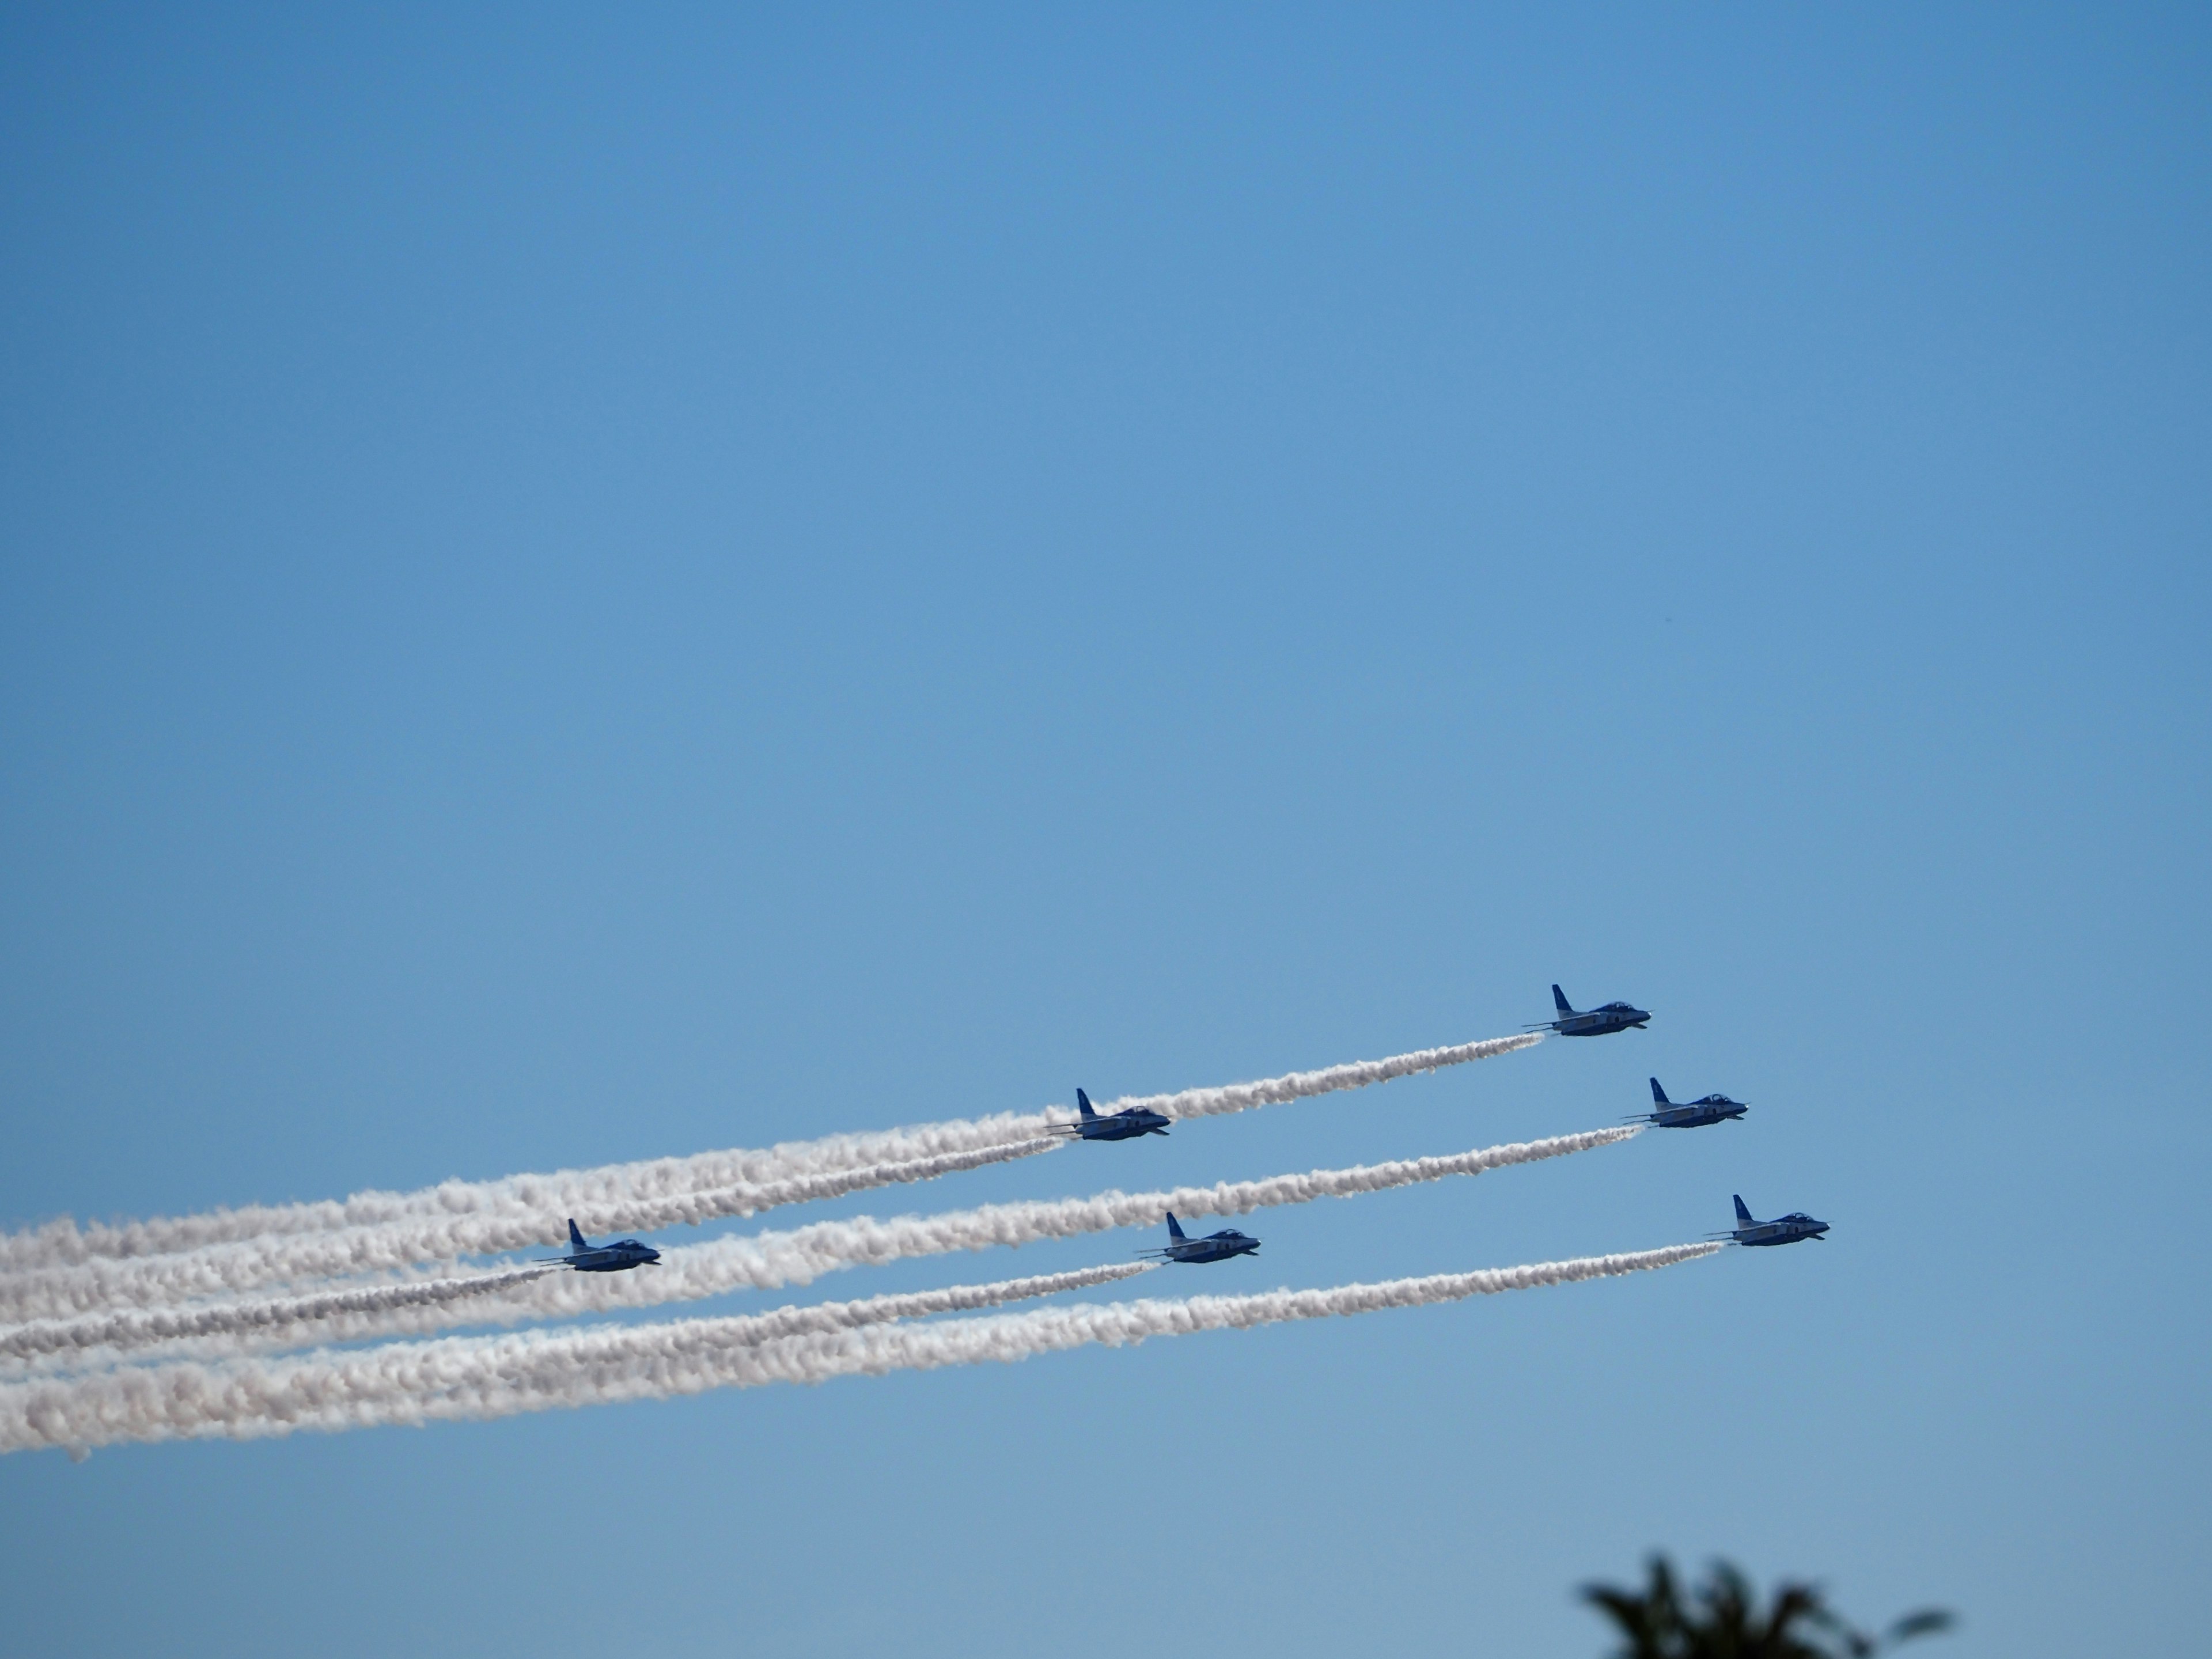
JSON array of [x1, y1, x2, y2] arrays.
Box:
[[0, 1260, 1156, 1378], [0, 1267, 562, 1366], [0, 1031, 1540, 1272], [5, 1262, 1155, 1446], [661, 1260, 1155, 1347], [1113, 1032, 1542, 1123], [12, 1127, 1639, 1362], [0, 1139, 1058, 1325], [0, 1243, 1714, 1452], [608, 1124, 1643, 1302]]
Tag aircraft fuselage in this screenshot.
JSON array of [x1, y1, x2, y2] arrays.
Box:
[[1166, 1233, 1260, 1263], [1555, 1006, 1650, 1036], [1734, 1217, 1828, 1247], [567, 1243, 660, 1271], [1648, 1100, 1747, 1128], [1074, 1111, 1171, 1141]]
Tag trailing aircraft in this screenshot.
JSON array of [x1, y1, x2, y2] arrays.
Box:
[[540, 1219, 662, 1272], [1528, 983, 1650, 1037], [1722, 1195, 1829, 1247], [1139, 1211, 1260, 1264], [1634, 1077, 1748, 1129], [1051, 1087, 1171, 1142]]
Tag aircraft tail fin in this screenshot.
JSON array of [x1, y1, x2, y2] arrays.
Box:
[[1650, 1077, 1670, 1105], [1552, 983, 1574, 1015], [567, 1219, 589, 1254], [1732, 1195, 1755, 1228], [1076, 1088, 1097, 1120], [1165, 1211, 1187, 1241]]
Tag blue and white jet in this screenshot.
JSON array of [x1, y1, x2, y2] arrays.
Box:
[[1529, 983, 1650, 1037], [1634, 1077, 1748, 1129], [1051, 1087, 1171, 1142], [541, 1219, 662, 1272], [1139, 1211, 1260, 1264], [1722, 1195, 1829, 1247]]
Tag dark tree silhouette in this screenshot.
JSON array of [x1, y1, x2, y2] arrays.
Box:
[[1582, 1556, 1955, 1659]]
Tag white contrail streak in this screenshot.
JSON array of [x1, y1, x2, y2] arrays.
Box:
[[10, 1127, 1639, 1363], [1101, 1031, 1542, 1124], [0, 1139, 1058, 1325], [0, 1267, 561, 1366], [669, 1261, 1156, 1343], [0, 1259, 1157, 1379], [0, 1031, 1541, 1273], [3, 1263, 1156, 1448], [0, 1244, 1714, 1452]]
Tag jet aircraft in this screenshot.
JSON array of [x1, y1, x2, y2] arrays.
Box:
[[1139, 1211, 1260, 1264], [1721, 1195, 1829, 1247], [1634, 1077, 1747, 1129], [541, 1219, 662, 1272], [1051, 1087, 1171, 1141], [1529, 983, 1650, 1037]]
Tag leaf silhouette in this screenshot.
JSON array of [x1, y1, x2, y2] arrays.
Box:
[[1582, 1556, 1957, 1659]]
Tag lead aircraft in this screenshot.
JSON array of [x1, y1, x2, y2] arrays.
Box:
[[1051, 1087, 1171, 1142], [1528, 983, 1650, 1037], [1634, 1077, 1748, 1129], [540, 1219, 662, 1272], [1139, 1211, 1260, 1263], [1721, 1195, 1828, 1247]]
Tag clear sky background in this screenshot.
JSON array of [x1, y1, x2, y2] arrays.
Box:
[[2, 6, 2206, 1656]]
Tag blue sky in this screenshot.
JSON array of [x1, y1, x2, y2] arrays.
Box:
[[1, 5, 2206, 1655]]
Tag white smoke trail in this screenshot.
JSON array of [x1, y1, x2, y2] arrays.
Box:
[[0, 1267, 560, 1366], [0, 1243, 1714, 1452], [5, 1262, 1156, 1448], [0, 1259, 1157, 1380], [0, 1031, 1540, 1272], [652, 1261, 1157, 1351], [0, 1138, 1058, 1325], [11, 1127, 1639, 1364], [1107, 1031, 1542, 1123]]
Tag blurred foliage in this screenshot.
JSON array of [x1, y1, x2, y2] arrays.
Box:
[[1582, 1555, 1955, 1659]]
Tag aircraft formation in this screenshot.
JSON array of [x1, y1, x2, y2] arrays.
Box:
[[1536, 983, 1825, 1248], [1066, 983, 1823, 1264], [1, 983, 1830, 1453], [537, 980, 1828, 1278]]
